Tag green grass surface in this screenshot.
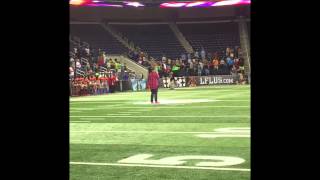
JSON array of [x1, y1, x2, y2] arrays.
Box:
[[70, 85, 250, 180]]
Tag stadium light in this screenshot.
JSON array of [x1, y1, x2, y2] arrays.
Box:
[[70, 0, 87, 6], [124, 1, 145, 7], [160, 2, 187, 7], [185, 1, 208, 7], [212, 0, 251, 7]]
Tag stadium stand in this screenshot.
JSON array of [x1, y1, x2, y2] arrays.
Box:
[[69, 21, 248, 96], [70, 24, 128, 54], [110, 24, 187, 60], [177, 22, 240, 57]]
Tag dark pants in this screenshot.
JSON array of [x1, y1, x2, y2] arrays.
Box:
[[151, 88, 158, 102]]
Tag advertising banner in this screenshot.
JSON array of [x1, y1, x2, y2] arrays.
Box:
[[159, 75, 237, 88]]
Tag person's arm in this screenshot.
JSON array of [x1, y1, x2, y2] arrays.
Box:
[[146, 75, 150, 89]]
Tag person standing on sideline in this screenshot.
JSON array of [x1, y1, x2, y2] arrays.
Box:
[[147, 67, 160, 104]]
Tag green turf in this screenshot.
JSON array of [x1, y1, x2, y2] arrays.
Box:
[[70, 85, 250, 180]]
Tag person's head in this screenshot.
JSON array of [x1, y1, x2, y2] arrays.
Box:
[[148, 67, 154, 73]]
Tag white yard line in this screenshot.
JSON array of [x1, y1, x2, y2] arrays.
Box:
[[71, 115, 249, 118], [71, 101, 127, 104], [70, 162, 250, 172], [107, 114, 132, 116], [70, 121, 91, 123], [70, 108, 94, 110], [70, 130, 249, 134], [129, 109, 151, 111], [117, 106, 249, 108], [76, 118, 106, 120], [217, 99, 250, 101], [70, 111, 82, 113]]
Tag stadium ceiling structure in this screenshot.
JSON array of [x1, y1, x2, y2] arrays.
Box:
[[70, 0, 251, 8]]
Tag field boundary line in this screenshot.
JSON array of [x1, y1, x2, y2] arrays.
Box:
[[70, 161, 250, 172]]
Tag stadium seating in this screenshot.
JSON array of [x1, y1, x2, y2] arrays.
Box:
[[177, 22, 240, 56], [110, 24, 187, 60], [70, 24, 128, 54]]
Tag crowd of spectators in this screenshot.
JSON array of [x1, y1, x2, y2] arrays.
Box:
[[70, 36, 134, 96], [127, 48, 152, 67], [147, 46, 246, 79]]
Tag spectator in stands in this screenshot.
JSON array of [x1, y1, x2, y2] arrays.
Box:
[[201, 48, 206, 60], [179, 61, 186, 77], [197, 61, 202, 76], [207, 52, 212, 60], [219, 59, 229, 75], [199, 60, 204, 70], [138, 57, 143, 64], [88, 68, 93, 76], [204, 62, 210, 76], [190, 59, 197, 76], [161, 62, 167, 77], [162, 54, 167, 62], [234, 58, 240, 72], [142, 56, 148, 66], [189, 60, 194, 76], [85, 47, 90, 56], [115, 60, 121, 73], [83, 76, 90, 96], [110, 60, 116, 69], [169, 72, 175, 90], [212, 58, 219, 75], [172, 62, 180, 77], [187, 53, 191, 62], [128, 50, 134, 59], [123, 71, 129, 81], [231, 65, 238, 81], [106, 60, 111, 69], [226, 47, 231, 57], [69, 66, 74, 79], [92, 63, 97, 72], [100, 74, 109, 94], [238, 73, 246, 85], [239, 58, 245, 74], [98, 53, 104, 67], [130, 72, 136, 79], [108, 73, 117, 93], [140, 51, 144, 60], [133, 50, 139, 61], [226, 56, 234, 70], [181, 53, 186, 62], [76, 59, 81, 69], [95, 77, 101, 95], [194, 50, 199, 59], [212, 57, 219, 70], [70, 56, 75, 64], [124, 63, 127, 71], [230, 52, 234, 59]]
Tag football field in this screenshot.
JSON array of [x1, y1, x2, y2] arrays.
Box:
[[70, 85, 250, 180]]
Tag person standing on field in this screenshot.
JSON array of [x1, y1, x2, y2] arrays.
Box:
[[147, 67, 160, 104]]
